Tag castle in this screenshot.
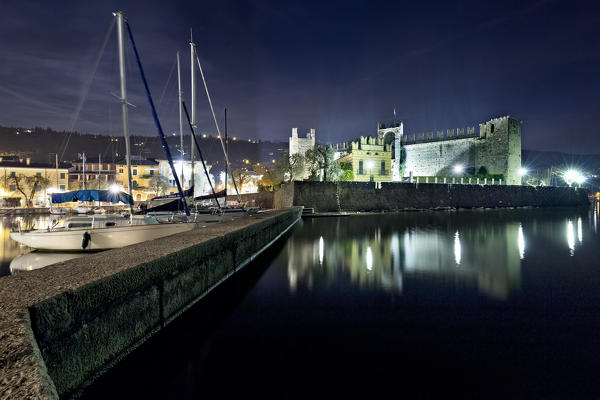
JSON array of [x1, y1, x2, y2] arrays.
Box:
[[377, 116, 522, 185], [288, 115, 522, 185]]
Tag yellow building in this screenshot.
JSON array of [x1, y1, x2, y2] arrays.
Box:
[[337, 136, 392, 182], [0, 157, 70, 207], [115, 157, 159, 201]]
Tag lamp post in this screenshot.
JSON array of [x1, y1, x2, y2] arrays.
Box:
[[367, 160, 374, 182]]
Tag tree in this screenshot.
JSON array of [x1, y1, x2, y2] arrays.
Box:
[[147, 174, 170, 196], [255, 164, 282, 191], [305, 145, 338, 182], [275, 152, 305, 182], [339, 162, 354, 181], [232, 169, 252, 192], [3, 174, 50, 207]]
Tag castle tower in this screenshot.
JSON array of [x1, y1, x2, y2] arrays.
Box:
[[377, 121, 403, 181]]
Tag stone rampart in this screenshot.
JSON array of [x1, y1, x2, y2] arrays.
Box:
[[275, 181, 589, 211], [0, 208, 302, 399]]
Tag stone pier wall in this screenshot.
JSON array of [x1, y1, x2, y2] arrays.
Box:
[[0, 208, 301, 399], [275, 181, 589, 211]]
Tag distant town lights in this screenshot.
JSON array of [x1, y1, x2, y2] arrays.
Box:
[[453, 164, 464, 174]]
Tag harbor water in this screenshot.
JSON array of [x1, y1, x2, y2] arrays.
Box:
[[78, 204, 600, 398]]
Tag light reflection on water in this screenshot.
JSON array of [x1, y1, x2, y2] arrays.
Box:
[[285, 205, 598, 301]]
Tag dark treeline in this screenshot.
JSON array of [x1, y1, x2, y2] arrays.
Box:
[[0, 125, 288, 173]]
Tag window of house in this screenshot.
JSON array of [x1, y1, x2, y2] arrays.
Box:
[[381, 161, 386, 176], [150, 170, 155, 175], [9, 184, 16, 192], [60, 172, 65, 179], [133, 169, 138, 176], [36, 172, 41, 176], [10, 171, 15, 177], [358, 160, 364, 175], [133, 180, 138, 188], [59, 184, 66, 191], [119, 168, 124, 173]]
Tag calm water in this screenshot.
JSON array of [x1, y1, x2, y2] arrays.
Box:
[[0, 214, 77, 276], [35, 205, 600, 397]]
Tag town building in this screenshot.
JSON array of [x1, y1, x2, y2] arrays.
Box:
[[0, 156, 70, 207], [69, 156, 116, 190], [157, 159, 214, 198], [115, 157, 159, 201], [336, 137, 393, 182]]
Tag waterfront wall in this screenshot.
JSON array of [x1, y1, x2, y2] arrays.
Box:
[[0, 208, 301, 399], [275, 181, 589, 211]]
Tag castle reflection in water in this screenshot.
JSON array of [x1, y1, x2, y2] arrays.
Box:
[[285, 206, 598, 300]]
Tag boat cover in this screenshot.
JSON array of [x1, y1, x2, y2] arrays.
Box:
[[151, 186, 195, 200], [51, 190, 134, 205]]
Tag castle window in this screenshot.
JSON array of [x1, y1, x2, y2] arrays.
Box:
[[380, 161, 386, 176], [60, 173, 65, 179], [358, 160, 364, 175], [490, 124, 495, 133], [10, 171, 15, 177]]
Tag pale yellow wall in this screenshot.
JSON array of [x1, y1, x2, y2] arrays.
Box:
[[0, 166, 70, 200], [337, 137, 392, 182], [115, 164, 158, 189]]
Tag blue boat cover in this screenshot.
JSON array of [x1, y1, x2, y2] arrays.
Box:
[[51, 190, 134, 205]]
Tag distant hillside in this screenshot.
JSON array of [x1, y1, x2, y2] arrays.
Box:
[[0, 125, 288, 173], [522, 149, 600, 173]]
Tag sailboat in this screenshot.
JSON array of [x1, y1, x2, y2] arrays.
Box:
[[9, 12, 200, 252]]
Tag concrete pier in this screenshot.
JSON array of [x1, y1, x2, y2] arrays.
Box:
[[0, 207, 301, 399]]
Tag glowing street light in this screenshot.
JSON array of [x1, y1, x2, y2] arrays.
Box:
[[518, 167, 528, 176], [453, 164, 464, 174], [109, 184, 120, 194], [563, 169, 585, 187]]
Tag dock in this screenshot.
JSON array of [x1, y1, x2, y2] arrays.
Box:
[[0, 207, 302, 399]]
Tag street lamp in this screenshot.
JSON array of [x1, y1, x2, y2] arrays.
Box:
[[109, 184, 120, 194], [366, 160, 374, 181], [518, 167, 528, 177], [563, 169, 585, 187], [453, 164, 464, 175]]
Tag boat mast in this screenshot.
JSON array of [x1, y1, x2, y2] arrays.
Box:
[[115, 11, 134, 215], [224, 108, 228, 204], [83, 152, 86, 190], [190, 31, 196, 195], [177, 51, 184, 188]]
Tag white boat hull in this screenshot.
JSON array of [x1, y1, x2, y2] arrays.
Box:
[[10, 222, 196, 251]]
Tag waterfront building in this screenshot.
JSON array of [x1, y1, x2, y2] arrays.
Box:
[[69, 156, 117, 190], [115, 157, 159, 201], [336, 136, 393, 182], [0, 156, 70, 207], [157, 159, 214, 198]]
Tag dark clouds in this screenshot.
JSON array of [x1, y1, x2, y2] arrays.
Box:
[[0, 0, 599, 153]]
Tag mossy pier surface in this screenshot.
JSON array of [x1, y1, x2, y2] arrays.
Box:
[[0, 208, 302, 399]]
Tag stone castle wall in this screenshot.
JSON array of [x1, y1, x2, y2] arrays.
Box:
[[385, 116, 522, 185], [276, 181, 589, 211]]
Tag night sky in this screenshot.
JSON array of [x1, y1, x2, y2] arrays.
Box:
[[1, 0, 599, 153]]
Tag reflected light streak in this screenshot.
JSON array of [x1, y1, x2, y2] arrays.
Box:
[[366, 246, 373, 271], [454, 231, 461, 265], [518, 224, 525, 260], [319, 236, 324, 265], [567, 220, 575, 256], [577, 217, 583, 243]]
